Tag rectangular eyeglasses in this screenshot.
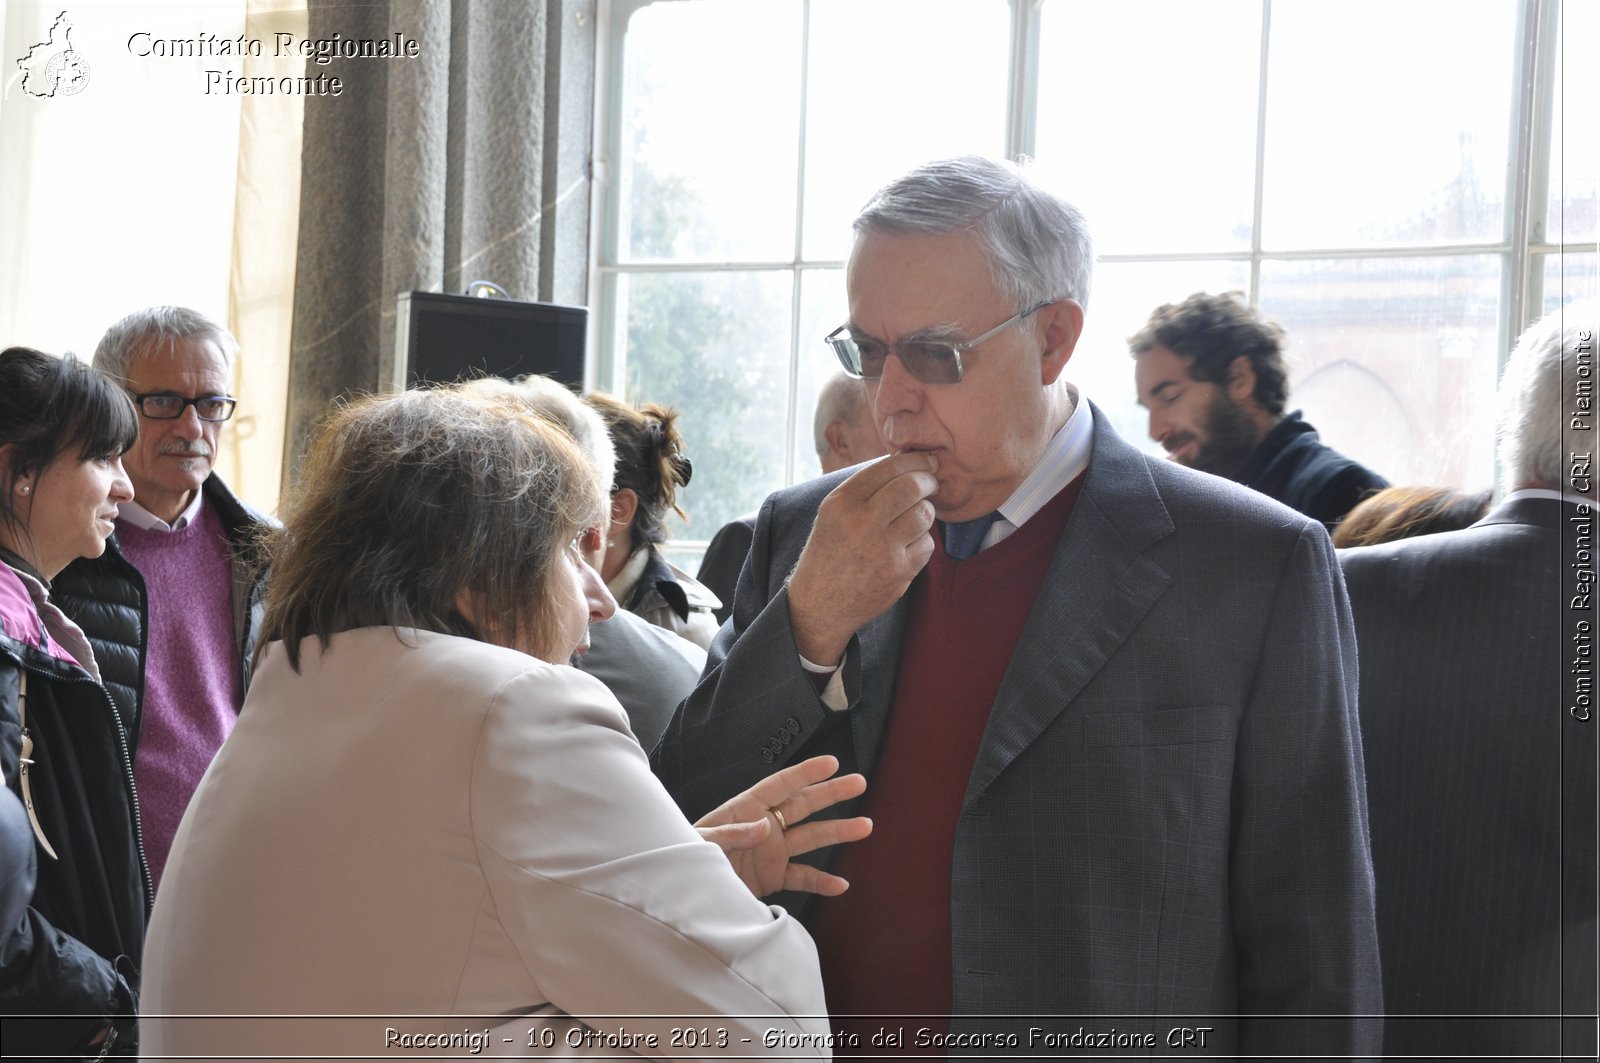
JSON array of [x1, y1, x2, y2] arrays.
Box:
[[132, 393, 238, 422], [824, 300, 1051, 385]]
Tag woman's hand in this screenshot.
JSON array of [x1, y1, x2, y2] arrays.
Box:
[[694, 755, 871, 899]]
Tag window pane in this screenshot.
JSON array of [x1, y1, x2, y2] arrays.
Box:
[[793, 268, 849, 481], [1035, 0, 1261, 254], [800, 0, 1009, 262], [1547, 0, 1599, 243], [1071, 260, 1252, 451], [617, 0, 802, 262], [1542, 251, 1599, 314], [1259, 256, 1503, 492], [614, 270, 794, 541], [1262, 0, 1517, 249]]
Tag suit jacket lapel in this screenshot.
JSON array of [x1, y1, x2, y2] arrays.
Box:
[[964, 408, 1175, 808]]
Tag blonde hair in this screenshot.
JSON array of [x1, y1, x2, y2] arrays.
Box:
[[1332, 486, 1491, 548], [460, 375, 616, 495]]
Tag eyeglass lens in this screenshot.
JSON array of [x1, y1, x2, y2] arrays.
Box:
[[138, 394, 237, 421], [835, 338, 961, 384]]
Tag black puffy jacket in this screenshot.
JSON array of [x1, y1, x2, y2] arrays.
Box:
[[52, 475, 271, 746], [0, 562, 144, 1057]]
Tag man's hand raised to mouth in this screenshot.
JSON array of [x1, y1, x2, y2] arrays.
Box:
[[785, 451, 940, 667]]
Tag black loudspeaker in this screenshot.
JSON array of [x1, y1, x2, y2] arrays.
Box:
[[394, 291, 588, 390]]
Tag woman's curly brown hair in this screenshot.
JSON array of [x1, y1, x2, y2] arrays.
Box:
[[583, 392, 694, 552]]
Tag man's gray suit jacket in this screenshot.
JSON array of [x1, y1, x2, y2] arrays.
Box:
[[654, 407, 1383, 1056], [1340, 496, 1598, 1060]]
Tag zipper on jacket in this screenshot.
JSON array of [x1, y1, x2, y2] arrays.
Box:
[[13, 654, 153, 916]]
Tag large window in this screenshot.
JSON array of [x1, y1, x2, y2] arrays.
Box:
[[592, 0, 1597, 560]]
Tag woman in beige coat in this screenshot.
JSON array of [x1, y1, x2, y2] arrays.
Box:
[[139, 387, 867, 1060]]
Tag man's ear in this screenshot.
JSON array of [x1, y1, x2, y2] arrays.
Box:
[[609, 487, 639, 531], [824, 421, 851, 462], [1040, 299, 1085, 386], [1226, 355, 1258, 403]]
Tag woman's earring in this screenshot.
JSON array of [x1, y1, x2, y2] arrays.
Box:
[[18, 484, 29, 495]]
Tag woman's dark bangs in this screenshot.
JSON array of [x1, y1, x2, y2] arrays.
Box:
[[62, 362, 139, 461]]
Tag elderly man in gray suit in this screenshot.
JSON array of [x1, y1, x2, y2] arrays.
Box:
[[1340, 305, 1598, 1060], [654, 156, 1381, 1055]]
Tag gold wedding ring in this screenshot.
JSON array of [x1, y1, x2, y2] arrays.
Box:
[[771, 808, 788, 833]]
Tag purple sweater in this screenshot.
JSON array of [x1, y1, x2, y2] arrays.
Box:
[[116, 501, 241, 888]]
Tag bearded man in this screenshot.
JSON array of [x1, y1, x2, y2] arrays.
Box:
[[1131, 290, 1387, 529]]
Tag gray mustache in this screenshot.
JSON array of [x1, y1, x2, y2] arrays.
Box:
[[160, 442, 212, 457]]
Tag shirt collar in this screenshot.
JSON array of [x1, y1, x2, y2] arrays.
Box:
[[994, 385, 1094, 533], [949, 387, 1092, 557], [1503, 487, 1595, 508], [118, 489, 205, 532], [607, 545, 652, 602]]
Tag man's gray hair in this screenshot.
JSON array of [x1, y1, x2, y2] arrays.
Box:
[[854, 155, 1094, 311], [462, 375, 616, 497], [1495, 302, 1597, 496], [812, 371, 868, 462], [94, 305, 240, 386]]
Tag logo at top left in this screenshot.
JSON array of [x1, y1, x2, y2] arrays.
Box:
[[17, 12, 90, 97]]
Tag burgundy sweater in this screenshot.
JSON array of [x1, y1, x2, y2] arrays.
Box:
[[813, 477, 1084, 1048]]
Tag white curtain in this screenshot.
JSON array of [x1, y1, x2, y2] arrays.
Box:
[[0, 0, 305, 515]]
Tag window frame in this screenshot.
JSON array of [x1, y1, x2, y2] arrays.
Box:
[[588, 0, 1587, 551]]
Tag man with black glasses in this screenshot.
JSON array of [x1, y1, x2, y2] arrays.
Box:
[[55, 307, 271, 891], [655, 156, 1381, 1055]]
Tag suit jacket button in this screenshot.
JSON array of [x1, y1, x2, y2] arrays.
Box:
[[761, 748, 775, 764], [785, 717, 801, 735]]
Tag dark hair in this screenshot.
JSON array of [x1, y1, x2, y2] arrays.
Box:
[[584, 392, 693, 551], [1128, 291, 1290, 416], [1331, 486, 1492, 548], [0, 346, 138, 548], [257, 385, 606, 671]]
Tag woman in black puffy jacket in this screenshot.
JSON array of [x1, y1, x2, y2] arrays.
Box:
[[0, 346, 144, 1057]]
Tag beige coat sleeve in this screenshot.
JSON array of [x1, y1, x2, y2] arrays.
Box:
[[470, 666, 831, 1056]]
